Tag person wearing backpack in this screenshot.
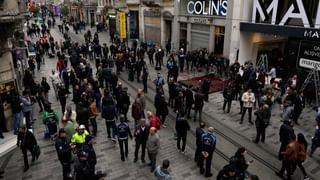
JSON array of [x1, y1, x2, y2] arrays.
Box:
[[42, 104, 59, 138], [253, 104, 271, 143], [154, 159, 172, 180]]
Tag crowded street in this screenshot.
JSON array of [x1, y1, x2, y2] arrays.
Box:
[[0, 1, 320, 180]]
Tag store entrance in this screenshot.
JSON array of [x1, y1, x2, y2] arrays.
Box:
[[256, 41, 286, 77]]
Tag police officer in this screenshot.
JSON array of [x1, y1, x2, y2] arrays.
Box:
[[82, 135, 97, 176], [71, 125, 89, 150], [199, 127, 216, 178], [117, 114, 133, 161], [195, 121, 206, 164], [55, 128, 72, 180]]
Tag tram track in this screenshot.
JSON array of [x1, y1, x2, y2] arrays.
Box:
[[118, 73, 281, 178], [64, 28, 310, 179]]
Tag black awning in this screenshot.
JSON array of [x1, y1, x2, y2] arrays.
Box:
[[240, 22, 320, 40]]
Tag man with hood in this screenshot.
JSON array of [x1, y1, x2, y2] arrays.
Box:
[[154, 159, 172, 180]]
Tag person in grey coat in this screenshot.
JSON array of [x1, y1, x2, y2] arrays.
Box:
[[154, 159, 172, 180], [147, 127, 160, 172], [21, 91, 33, 129]]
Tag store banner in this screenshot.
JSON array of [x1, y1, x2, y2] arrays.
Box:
[[297, 40, 320, 70], [119, 12, 127, 39]]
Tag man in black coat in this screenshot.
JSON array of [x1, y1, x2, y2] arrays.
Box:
[[195, 121, 206, 164], [175, 115, 191, 153], [194, 89, 204, 122], [293, 91, 305, 125], [278, 119, 295, 160], [134, 119, 150, 163], [55, 128, 72, 180], [76, 102, 90, 132], [222, 83, 234, 113], [184, 85, 194, 119], [17, 126, 38, 172], [175, 91, 185, 117], [82, 135, 97, 175], [254, 104, 271, 143], [202, 79, 211, 102], [74, 151, 94, 180]]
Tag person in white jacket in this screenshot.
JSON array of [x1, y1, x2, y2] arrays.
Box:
[[240, 88, 255, 124]]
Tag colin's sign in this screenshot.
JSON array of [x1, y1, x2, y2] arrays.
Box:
[[252, 0, 320, 28], [187, 0, 227, 16]]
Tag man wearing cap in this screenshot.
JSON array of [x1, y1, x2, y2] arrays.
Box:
[[117, 115, 133, 161], [71, 125, 89, 150], [74, 151, 94, 180], [82, 135, 97, 175], [55, 128, 72, 180], [199, 127, 216, 177]]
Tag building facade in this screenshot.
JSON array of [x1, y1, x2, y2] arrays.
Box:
[[239, 0, 320, 77], [0, 0, 26, 130]]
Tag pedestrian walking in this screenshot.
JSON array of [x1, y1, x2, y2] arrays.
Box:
[[222, 82, 234, 113], [74, 151, 95, 180], [199, 127, 216, 177], [310, 125, 320, 157], [154, 159, 172, 180], [147, 127, 160, 172], [102, 99, 117, 142], [134, 119, 150, 163], [17, 126, 39, 172], [293, 91, 305, 125], [240, 88, 255, 124], [217, 164, 241, 180], [82, 135, 97, 175], [276, 134, 298, 180], [58, 83, 68, 114], [21, 91, 33, 129], [11, 91, 22, 134], [55, 128, 72, 180], [41, 77, 51, 104], [88, 98, 98, 136], [147, 111, 162, 130], [195, 121, 206, 164], [184, 85, 194, 119], [296, 133, 309, 180], [194, 89, 204, 122], [117, 115, 133, 161], [278, 119, 295, 161], [175, 115, 191, 153], [132, 98, 143, 126], [253, 104, 271, 143], [229, 147, 251, 179]]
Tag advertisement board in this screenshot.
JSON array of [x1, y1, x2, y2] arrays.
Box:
[[297, 40, 320, 70], [119, 12, 127, 38]]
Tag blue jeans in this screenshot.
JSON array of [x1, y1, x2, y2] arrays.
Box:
[[105, 120, 117, 139], [13, 112, 22, 133]]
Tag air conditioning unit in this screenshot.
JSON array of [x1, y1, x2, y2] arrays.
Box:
[[142, 0, 162, 7]]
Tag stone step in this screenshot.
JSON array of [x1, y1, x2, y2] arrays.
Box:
[[0, 131, 17, 158]]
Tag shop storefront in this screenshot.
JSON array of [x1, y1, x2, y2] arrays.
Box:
[[239, 0, 320, 77], [143, 9, 161, 46], [128, 10, 139, 39], [178, 0, 228, 53]]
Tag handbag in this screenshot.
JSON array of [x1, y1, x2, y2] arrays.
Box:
[[33, 144, 41, 160]]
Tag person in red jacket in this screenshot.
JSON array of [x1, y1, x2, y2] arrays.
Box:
[[147, 111, 161, 130]]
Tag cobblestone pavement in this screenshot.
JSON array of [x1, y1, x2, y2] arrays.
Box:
[[3, 19, 319, 180], [2, 22, 223, 180]]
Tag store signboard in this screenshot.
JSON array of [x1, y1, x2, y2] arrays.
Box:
[[297, 41, 320, 70], [119, 12, 127, 39], [252, 0, 320, 28], [187, 0, 227, 16]]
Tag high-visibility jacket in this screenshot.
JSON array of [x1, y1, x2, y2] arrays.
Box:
[[71, 130, 89, 144]]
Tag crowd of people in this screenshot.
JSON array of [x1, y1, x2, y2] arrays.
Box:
[[1, 12, 319, 180]]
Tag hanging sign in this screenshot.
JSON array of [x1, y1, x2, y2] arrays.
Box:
[[119, 12, 127, 38]]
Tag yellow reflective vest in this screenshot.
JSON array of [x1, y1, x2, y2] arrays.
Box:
[[71, 130, 89, 144]]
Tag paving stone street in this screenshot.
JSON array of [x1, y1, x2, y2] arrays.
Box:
[[1, 19, 320, 180]]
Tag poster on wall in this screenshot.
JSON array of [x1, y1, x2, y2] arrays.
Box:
[[297, 40, 320, 71], [119, 12, 127, 39]]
